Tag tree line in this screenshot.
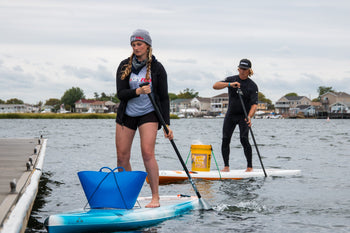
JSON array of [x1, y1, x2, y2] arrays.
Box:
[[0, 86, 335, 112], [0, 87, 115, 112], [282, 86, 335, 101]]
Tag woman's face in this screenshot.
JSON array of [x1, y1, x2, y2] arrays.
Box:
[[131, 41, 149, 61]]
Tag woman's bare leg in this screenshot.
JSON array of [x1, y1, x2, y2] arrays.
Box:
[[115, 123, 136, 171], [139, 122, 159, 208]]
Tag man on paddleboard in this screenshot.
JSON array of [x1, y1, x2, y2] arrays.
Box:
[[116, 29, 173, 208], [213, 59, 258, 172]]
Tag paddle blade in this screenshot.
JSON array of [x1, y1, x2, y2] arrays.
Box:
[[199, 198, 212, 210]]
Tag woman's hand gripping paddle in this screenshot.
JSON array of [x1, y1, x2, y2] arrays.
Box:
[[139, 82, 211, 210]]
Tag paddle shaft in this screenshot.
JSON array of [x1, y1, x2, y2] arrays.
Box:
[[138, 85, 202, 199], [236, 88, 267, 177]]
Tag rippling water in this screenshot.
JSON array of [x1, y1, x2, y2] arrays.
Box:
[[1, 118, 349, 232]]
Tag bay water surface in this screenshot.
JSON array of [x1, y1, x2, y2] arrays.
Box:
[[0, 118, 349, 232]]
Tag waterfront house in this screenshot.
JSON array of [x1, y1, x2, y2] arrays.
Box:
[[0, 104, 37, 113], [190, 97, 211, 115], [170, 99, 191, 114], [105, 101, 118, 113], [290, 105, 315, 117], [75, 99, 95, 113], [91, 101, 107, 113], [41, 105, 54, 113], [211, 93, 228, 116], [320, 92, 350, 113], [275, 96, 312, 115], [257, 101, 268, 111], [75, 99, 117, 113], [257, 101, 269, 115]]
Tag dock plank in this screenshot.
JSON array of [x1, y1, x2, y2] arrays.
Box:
[[0, 138, 40, 230]]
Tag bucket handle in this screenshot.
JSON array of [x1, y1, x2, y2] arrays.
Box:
[[99, 167, 125, 172], [83, 166, 128, 209]]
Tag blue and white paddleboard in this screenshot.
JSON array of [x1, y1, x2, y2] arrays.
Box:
[[45, 195, 199, 233]]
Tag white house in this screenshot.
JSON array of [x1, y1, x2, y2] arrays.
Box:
[[0, 104, 37, 113]]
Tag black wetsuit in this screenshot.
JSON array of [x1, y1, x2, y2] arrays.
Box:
[[221, 75, 258, 168]]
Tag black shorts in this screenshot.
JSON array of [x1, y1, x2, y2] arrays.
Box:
[[118, 111, 159, 130]]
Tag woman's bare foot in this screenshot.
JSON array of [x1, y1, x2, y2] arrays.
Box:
[[245, 167, 253, 172], [145, 197, 160, 208], [221, 166, 230, 172]]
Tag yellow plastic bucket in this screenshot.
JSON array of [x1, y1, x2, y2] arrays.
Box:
[[191, 145, 212, 172]]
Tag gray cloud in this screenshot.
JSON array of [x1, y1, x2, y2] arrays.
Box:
[[168, 59, 197, 64], [62, 65, 112, 82], [0, 68, 33, 89]]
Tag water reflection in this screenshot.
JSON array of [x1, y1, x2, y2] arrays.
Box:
[[25, 172, 63, 233], [215, 178, 266, 214]]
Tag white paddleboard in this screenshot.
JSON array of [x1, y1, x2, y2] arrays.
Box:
[[156, 169, 301, 184]]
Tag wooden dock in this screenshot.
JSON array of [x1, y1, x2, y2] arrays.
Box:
[[0, 137, 47, 233]]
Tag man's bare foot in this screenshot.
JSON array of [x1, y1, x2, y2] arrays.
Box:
[[221, 166, 230, 172], [245, 167, 253, 172], [145, 197, 160, 208]]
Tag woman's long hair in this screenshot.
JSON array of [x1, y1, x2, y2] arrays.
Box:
[[121, 47, 153, 81], [248, 68, 254, 77]]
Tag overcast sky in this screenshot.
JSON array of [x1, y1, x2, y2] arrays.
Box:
[[1, 0, 350, 104]]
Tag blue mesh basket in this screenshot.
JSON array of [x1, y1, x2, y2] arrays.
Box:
[[78, 167, 147, 209]]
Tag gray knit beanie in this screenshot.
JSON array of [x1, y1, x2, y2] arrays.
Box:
[[130, 29, 152, 46]]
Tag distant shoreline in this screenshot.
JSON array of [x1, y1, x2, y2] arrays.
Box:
[[2, 113, 347, 119], [0, 113, 180, 119], [0, 113, 116, 119]]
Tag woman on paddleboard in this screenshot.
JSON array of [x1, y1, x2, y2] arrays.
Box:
[[213, 59, 258, 172], [115, 29, 173, 208]]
